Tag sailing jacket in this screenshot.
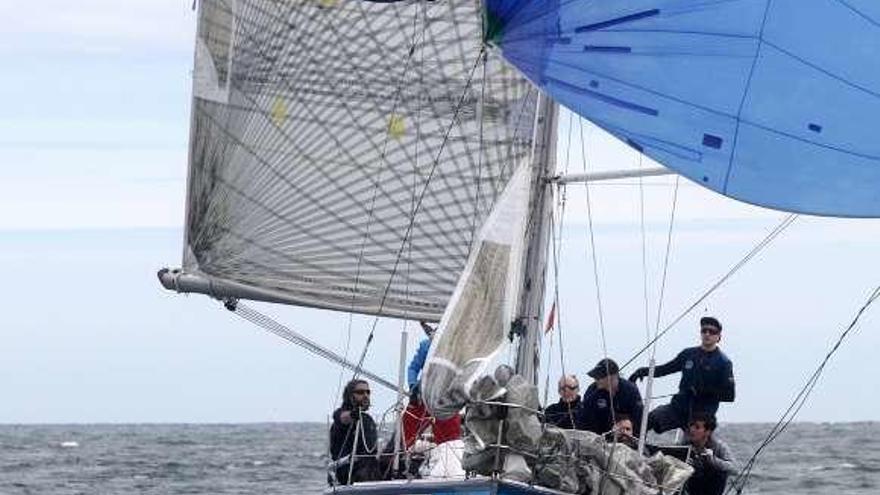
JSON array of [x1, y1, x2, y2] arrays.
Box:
[[407, 338, 430, 388], [543, 395, 581, 429], [329, 407, 378, 484], [576, 379, 644, 435], [330, 407, 378, 461], [656, 346, 735, 414], [680, 435, 738, 495]]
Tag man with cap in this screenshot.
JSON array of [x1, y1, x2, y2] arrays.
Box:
[[543, 374, 581, 429], [576, 358, 644, 436], [629, 316, 736, 434]]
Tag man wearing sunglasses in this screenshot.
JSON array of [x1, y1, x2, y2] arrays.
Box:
[[329, 379, 379, 485], [544, 374, 582, 429], [629, 316, 736, 434]]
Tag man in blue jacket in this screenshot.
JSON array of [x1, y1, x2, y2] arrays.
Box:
[[576, 358, 644, 436], [630, 316, 736, 434], [407, 321, 435, 393]]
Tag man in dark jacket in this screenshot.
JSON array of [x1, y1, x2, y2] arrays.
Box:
[[543, 374, 581, 429], [630, 316, 735, 433], [576, 358, 644, 435], [329, 379, 379, 485]]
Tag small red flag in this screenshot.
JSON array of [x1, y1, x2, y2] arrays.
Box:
[[544, 301, 557, 334]]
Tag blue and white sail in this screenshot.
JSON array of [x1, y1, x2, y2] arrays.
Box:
[[486, 0, 880, 217]]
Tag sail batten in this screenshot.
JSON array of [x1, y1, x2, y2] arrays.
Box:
[[177, 0, 538, 320]]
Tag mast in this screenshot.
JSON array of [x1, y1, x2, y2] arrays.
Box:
[[514, 93, 558, 385]]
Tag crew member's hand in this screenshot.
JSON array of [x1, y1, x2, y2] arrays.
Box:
[[340, 410, 353, 424], [409, 382, 421, 403], [628, 367, 649, 382]]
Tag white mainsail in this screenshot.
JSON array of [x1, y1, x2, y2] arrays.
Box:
[[166, 0, 538, 322]]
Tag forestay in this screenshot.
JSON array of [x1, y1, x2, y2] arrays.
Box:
[[176, 0, 537, 321], [486, 0, 880, 217]]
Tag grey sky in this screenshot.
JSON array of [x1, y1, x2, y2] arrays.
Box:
[[1, 1, 879, 424]]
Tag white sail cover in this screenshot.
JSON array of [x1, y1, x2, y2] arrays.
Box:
[[421, 163, 531, 419], [182, 0, 537, 321]]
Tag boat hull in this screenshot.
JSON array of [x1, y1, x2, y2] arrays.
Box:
[[325, 478, 568, 495]]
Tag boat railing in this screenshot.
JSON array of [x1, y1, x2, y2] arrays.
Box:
[[329, 398, 687, 494]]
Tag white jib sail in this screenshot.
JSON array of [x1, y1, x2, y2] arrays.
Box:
[[421, 161, 531, 419]]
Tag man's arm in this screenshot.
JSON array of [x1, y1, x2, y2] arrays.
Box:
[[652, 350, 686, 378], [707, 438, 739, 474], [718, 360, 736, 402], [629, 350, 686, 382], [574, 392, 596, 431], [407, 339, 431, 387], [334, 408, 354, 425]]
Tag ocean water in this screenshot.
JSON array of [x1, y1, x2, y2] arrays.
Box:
[[1, 422, 877, 494]]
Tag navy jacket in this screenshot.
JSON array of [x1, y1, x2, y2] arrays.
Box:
[[544, 396, 581, 429], [655, 346, 735, 414], [576, 379, 644, 435], [407, 338, 430, 387]]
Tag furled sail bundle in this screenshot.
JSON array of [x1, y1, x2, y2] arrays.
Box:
[[486, 0, 880, 217], [421, 163, 531, 419], [166, 0, 539, 321]]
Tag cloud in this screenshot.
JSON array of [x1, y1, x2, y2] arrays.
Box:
[[0, 0, 196, 53]]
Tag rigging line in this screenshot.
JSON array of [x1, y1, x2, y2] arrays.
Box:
[[551, 112, 576, 426], [229, 301, 398, 392], [579, 117, 609, 359], [638, 154, 650, 343], [638, 174, 680, 454], [728, 284, 880, 495], [653, 176, 681, 336], [578, 117, 617, 495], [468, 50, 489, 249], [336, 0, 427, 408], [545, 110, 575, 410], [577, 118, 615, 421], [554, 110, 576, 377], [621, 213, 799, 371], [542, 209, 561, 406], [350, 45, 490, 378]]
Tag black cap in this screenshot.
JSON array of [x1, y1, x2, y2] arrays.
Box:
[[700, 316, 722, 332], [587, 358, 619, 379]]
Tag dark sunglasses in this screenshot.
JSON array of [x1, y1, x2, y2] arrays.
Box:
[[353, 389, 371, 395], [559, 385, 579, 391], [700, 327, 721, 335]]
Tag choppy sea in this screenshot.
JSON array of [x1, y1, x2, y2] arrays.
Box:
[[1, 422, 877, 494]]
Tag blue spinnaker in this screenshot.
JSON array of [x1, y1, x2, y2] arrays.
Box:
[[486, 0, 880, 217]]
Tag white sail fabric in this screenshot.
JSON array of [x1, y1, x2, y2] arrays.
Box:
[[421, 163, 531, 419], [182, 0, 537, 321]]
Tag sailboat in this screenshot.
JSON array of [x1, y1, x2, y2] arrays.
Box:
[[159, 1, 880, 494]]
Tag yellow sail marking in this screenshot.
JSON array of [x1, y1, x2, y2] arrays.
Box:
[[388, 114, 406, 140], [271, 97, 288, 126]]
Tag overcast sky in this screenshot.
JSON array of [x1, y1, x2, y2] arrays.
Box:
[[2, 1, 879, 425]]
